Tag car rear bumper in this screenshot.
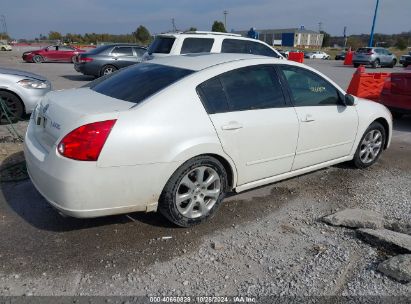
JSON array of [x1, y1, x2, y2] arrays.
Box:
[[74, 63, 99, 76], [24, 120, 179, 218]]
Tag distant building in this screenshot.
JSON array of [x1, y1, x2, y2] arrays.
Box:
[[233, 28, 324, 48]]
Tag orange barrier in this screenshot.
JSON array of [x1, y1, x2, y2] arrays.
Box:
[[347, 66, 390, 101], [344, 51, 353, 65], [288, 52, 304, 63]]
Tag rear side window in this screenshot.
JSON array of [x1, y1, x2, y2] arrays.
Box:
[[221, 39, 249, 54], [181, 38, 214, 54], [112, 47, 133, 56], [197, 78, 229, 114], [220, 65, 286, 111], [148, 37, 175, 54], [91, 63, 194, 104], [248, 41, 279, 58], [357, 48, 372, 53]]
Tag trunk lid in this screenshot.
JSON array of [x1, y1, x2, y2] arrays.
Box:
[[33, 88, 134, 152]]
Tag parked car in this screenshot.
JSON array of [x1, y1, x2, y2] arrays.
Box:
[[379, 72, 411, 119], [305, 51, 330, 59], [0, 41, 12, 51], [353, 47, 397, 68], [22, 45, 85, 63], [335, 51, 346, 60], [74, 44, 146, 77], [142, 31, 283, 61], [24, 53, 392, 227], [399, 51, 411, 67], [0, 68, 51, 123]]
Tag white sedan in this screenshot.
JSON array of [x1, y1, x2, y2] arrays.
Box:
[[308, 51, 330, 59], [24, 53, 392, 227]]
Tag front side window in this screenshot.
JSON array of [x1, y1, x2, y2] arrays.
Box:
[[112, 47, 133, 56], [91, 63, 194, 104], [181, 38, 214, 54], [279, 65, 340, 107], [148, 37, 175, 54], [134, 47, 146, 57]]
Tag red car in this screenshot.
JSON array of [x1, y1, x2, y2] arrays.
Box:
[[22, 45, 85, 63], [379, 71, 411, 118]]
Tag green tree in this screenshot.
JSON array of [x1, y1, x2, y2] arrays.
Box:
[[211, 21, 226, 33], [133, 25, 151, 44], [48, 31, 62, 40], [320, 31, 331, 47], [189, 27, 197, 31], [395, 37, 407, 50]]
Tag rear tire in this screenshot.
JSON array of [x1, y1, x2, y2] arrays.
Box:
[[158, 156, 228, 227], [371, 59, 380, 69], [353, 63, 360, 68], [100, 65, 117, 77], [71, 55, 77, 63], [32, 55, 43, 63], [0, 91, 24, 124], [389, 59, 396, 68], [352, 122, 386, 169]]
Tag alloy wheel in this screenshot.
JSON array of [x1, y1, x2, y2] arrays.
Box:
[[175, 166, 221, 219], [359, 129, 383, 164]]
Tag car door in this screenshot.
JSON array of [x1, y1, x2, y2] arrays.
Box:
[[197, 65, 299, 185], [110, 46, 137, 68], [58, 46, 75, 62], [44, 46, 60, 61], [278, 65, 358, 170]]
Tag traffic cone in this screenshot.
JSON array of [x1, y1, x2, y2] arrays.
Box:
[[347, 65, 365, 95]]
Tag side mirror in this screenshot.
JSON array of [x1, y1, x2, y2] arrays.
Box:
[[344, 94, 355, 106]]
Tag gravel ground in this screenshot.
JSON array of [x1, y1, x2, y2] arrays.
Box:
[[0, 50, 410, 298]]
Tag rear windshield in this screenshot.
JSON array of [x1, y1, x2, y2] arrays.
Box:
[[357, 48, 372, 53], [91, 63, 194, 104], [85, 45, 112, 55], [148, 37, 175, 54]]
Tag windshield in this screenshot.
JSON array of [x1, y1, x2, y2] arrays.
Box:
[[148, 37, 175, 54], [91, 63, 194, 104]]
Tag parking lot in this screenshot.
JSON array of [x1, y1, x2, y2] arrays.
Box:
[[0, 49, 410, 296]]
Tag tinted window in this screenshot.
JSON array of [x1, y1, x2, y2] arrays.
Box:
[[249, 42, 279, 57], [59, 46, 75, 51], [279, 66, 340, 107], [91, 63, 194, 104], [181, 38, 214, 54], [357, 48, 372, 53], [86, 45, 113, 55], [112, 47, 133, 56], [220, 65, 286, 111], [221, 39, 249, 54], [148, 37, 175, 54], [197, 78, 229, 114], [133, 47, 146, 57]]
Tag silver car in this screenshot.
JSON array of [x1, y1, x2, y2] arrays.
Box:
[[353, 47, 397, 68], [0, 68, 51, 123]]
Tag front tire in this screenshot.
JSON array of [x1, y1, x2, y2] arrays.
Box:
[[32, 55, 43, 63], [0, 91, 24, 124], [371, 59, 380, 69], [352, 122, 386, 169], [158, 156, 228, 227], [389, 59, 396, 68], [71, 55, 77, 63]]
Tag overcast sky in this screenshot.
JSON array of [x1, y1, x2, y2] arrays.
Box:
[[1, 0, 410, 39]]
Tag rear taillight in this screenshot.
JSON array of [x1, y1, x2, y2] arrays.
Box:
[[79, 57, 93, 63], [57, 120, 116, 161]]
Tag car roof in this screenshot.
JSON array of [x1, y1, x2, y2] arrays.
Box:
[[156, 32, 269, 43], [147, 53, 284, 71]]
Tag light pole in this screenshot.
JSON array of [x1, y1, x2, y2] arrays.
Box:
[[368, 0, 380, 47], [223, 10, 228, 30]]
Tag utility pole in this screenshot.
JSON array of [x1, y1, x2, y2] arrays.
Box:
[[369, 0, 380, 47], [223, 10, 228, 30], [0, 15, 7, 40], [343, 26, 347, 48], [318, 22, 322, 33]]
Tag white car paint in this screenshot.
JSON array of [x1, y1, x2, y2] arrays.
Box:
[[24, 53, 392, 218], [309, 51, 330, 59]]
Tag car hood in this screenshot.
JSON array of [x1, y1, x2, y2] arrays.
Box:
[[0, 67, 47, 81]]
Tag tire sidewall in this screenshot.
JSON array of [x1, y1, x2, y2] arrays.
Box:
[[158, 156, 228, 227], [101, 65, 116, 77], [33, 55, 43, 63], [0, 91, 24, 123], [353, 122, 386, 168]]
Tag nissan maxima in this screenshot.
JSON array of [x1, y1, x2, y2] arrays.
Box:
[[24, 54, 392, 227]]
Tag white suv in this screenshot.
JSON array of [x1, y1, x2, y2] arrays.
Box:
[[142, 31, 283, 60]]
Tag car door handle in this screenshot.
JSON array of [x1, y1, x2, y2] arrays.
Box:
[[301, 114, 315, 122], [221, 122, 243, 130]]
